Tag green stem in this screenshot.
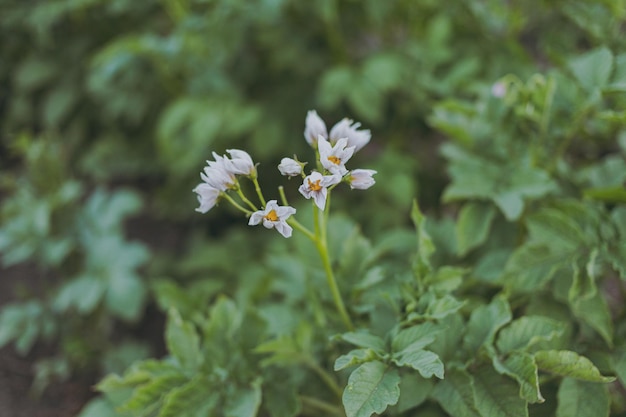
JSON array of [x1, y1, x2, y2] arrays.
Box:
[[299, 395, 344, 417], [236, 183, 258, 212], [303, 358, 344, 399], [222, 193, 253, 216], [251, 176, 267, 207], [313, 203, 354, 331]]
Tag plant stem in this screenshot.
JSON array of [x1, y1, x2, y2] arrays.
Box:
[[236, 182, 258, 211], [299, 395, 344, 417], [222, 193, 252, 215], [303, 357, 344, 399], [251, 176, 267, 207], [313, 203, 354, 331]]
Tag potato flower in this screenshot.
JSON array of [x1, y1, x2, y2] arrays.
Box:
[[329, 118, 371, 152], [193, 183, 220, 213], [318, 136, 355, 176], [226, 149, 256, 177], [278, 157, 303, 177], [299, 171, 340, 210], [348, 169, 377, 190], [248, 200, 296, 238]]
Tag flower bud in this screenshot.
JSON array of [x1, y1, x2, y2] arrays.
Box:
[[278, 157, 303, 177]]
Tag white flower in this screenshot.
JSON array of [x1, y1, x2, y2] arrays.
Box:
[[278, 157, 303, 176], [348, 169, 377, 190], [298, 171, 340, 210], [304, 110, 328, 148], [226, 149, 256, 176], [193, 183, 221, 213], [201, 156, 236, 191], [248, 200, 296, 238], [318, 136, 354, 176], [329, 118, 371, 152], [491, 81, 507, 98]]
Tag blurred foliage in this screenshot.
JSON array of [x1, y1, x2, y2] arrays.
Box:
[[1, 0, 626, 415]]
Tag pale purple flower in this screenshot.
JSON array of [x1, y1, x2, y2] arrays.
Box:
[[304, 110, 328, 148], [193, 183, 221, 213], [298, 171, 340, 210], [329, 118, 371, 152], [348, 169, 377, 190], [248, 200, 296, 238], [226, 149, 256, 176], [318, 136, 355, 176], [278, 157, 303, 177]]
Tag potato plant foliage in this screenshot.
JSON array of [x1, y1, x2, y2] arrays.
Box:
[[1, 0, 626, 416]]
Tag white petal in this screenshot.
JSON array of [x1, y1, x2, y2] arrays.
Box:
[[248, 211, 265, 225], [304, 110, 328, 147], [274, 221, 293, 238], [312, 189, 327, 210]]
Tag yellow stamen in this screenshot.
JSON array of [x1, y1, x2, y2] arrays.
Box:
[[327, 156, 341, 165], [265, 209, 279, 222], [308, 179, 322, 191]]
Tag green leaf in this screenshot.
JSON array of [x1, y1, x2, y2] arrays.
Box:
[[411, 200, 435, 274], [392, 349, 444, 379], [456, 202, 497, 256], [570, 290, 613, 347], [120, 373, 188, 414], [556, 378, 610, 417], [568, 47, 613, 91], [165, 308, 202, 371], [431, 369, 481, 417], [391, 322, 440, 353], [159, 377, 218, 417], [396, 373, 433, 413], [335, 349, 378, 371], [342, 361, 400, 417], [492, 352, 543, 403], [339, 331, 387, 352], [526, 209, 586, 251], [262, 374, 301, 417], [496, 316, 564, 354], [76, 398, 120, 417], [534, 350, 615, 382], [224, 379, 262, 417], [105, 273, 146, 322], [504, 244, 565, 292], [472, 366, 528, 417], [463, 295, 512, 355]]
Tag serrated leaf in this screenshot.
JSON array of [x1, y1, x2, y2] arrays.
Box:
[[391, 322, 440, 353], [534, 350, 615, 382], [392, 349, 444, 379], [165, 308, 202, 371], [456, 202, 497, 256], [431, 368, 481, 417], [472, 366, 528, 417], [339, 331, 387, 352], [342, 361, 400, 417], [556, 378, 610, 417], [463, 295, 511, 355], [496, 316, 564, 354], [492, 352, 543, 403]]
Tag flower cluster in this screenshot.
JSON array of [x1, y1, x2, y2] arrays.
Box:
[[193, 111, 377, 238]]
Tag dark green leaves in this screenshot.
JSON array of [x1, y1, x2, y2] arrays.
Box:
[[342, 361, 400, 417], [534, 350, 615, 382]]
